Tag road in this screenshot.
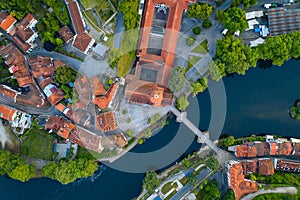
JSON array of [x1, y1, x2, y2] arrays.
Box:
[[30, 49, 83, 74], [114, 11, 124, 49], [241, 187, 298, 200]]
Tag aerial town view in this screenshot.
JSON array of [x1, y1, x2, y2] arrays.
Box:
[[0, 0, 300, 199]]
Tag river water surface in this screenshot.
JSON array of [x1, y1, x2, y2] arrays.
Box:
[[1, 60, 300, 200]]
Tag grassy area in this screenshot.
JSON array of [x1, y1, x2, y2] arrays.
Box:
[[161, 182, 178, 194], [179, 176, 188, 185], [81, 0, 114, 22], [164, 190, 177, 200], [191, 39, 208, 54], [21, 128, 54, 160], [56, 47, 84, 61], [186, 55, 201, 72], [253, 190, 300, 200], [102, 35, 114, 49], [118, 29, 138, 76], [85, 10, 100, 27]]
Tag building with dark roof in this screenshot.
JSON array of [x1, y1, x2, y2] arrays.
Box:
[[268, 8, 300, 36], [59, 26, 74, 43]]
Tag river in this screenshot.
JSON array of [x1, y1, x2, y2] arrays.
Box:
[[1, 60, 300, 200]]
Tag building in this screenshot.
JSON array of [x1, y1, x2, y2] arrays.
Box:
[[269, 141, 293, 156], [93, 83, 118, 109], [58, 26, 74, 43], [246, 10, 264, 20], [91, 43, 109, 60], [45, 116, 104, 152], [274, 159, 300, 173], [268, 8, 300, 36], [125, 0, 193, 107], [113, 133, 128, 148], [250, 38, 265, 48], [12, 13, 38, 53], [43, 84, 64, 106], [95, 112, 118, 132], [0, 43, 33, 87], [74, 75, 91, 106], [259, 159, 274, 176], [227, 160, 258, 200], [65, 0, 95, 54], [89, 76, 106, 97], [0, 104, 32, 129], [0, 11, 16, 33]]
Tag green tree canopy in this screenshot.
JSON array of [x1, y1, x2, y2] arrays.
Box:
[[187, 3, 213, 19], [168, 67, 187, 93], [142, 171, 160, 193], [221, 7, 248, 32], [0, 150, 34, 182], [108, 48, 121, 69], [176, 95, 189, 111], [206, 157, 219, 170], [119, 0, 140, 30], [42, 158, 98, 185], [192, 26, 201, 35], [222, 136, 235, 147], [208, 60, 226, 81], [231, 0, 257, 10], [202, 18, 212, 29], [186, 36, 196, 46], [191, 77, 208, 96], [54, 66, 77, 85]]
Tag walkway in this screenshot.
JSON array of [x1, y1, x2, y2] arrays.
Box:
[[170, 107, 234, 167], [241, 187, 298, 200]]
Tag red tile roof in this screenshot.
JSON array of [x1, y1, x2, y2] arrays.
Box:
[[59, 26, 74, 42], [235, 143, 257, 158], [72, 33, 93, 53], [113, 133, 128, 148], [48, 88, 64, 106], [259, 159, 274, 176], [90, 76, 106, 96], [95, 112, 117, 132], [65, 0, 85, 34], [0, 11, 9, 24], [276, 159, 300, 173], [74, 75, 91, 105]]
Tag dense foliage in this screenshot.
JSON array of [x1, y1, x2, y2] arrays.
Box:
[[191, 77, 208, 96], [222, 189, 235, 200], [42, 158, 98, 185], [213, 32, 300, 80], [206, 157, 219, 171], [222, 136, 235, 147], [197, 180, 221, 200], [231, 0, 257, 10], [192, 26, 201, 35], [142, 171, 160, 193], [168, 67, 186, 93], [289, 100, 300, 120], [55, 66, 77, 85], [0, 150, 34, 182], [0, 0, 40, 20], [187, 3, 213, 19], [221, 7, 248, 32], [216, 36, 259, 75], [42, 0, 70, 25], [253, 191, 300, 200], [108, 48, 121, 69], [254, 172, 300, 186], [176, 95, 189, 111], [119, 0, 140, 30], [202, 18, 212, 29]]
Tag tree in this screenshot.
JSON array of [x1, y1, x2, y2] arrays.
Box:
[[42, 158, 98, 185], [202, 181, 221, 200], [206, 157, 219, 170], [119, 0, 140, 30], [187, 3, 213, 19], [168, 67, 186, 93], [126, 129, 134, 137], [221, 7, 248, 32], [222, 189, 235, 200], [176, 95, 189, 111], [142, 171, 160, 193], [202, 18, 212, 29], [147, 118, 154, 124], [108, 48, 121, 69], [223, 136, 235, 147], [191, 77, 208, 96], [8, 164, 33, 182], [215, 10, 224, 21], [143, 128, 152, 138], [187, 176, 198, 186], [55, 66, 77, 84], [208, 60, 226, 81], [192, 26, 201, 35], [216, 36, 256, 75], [154, 114, 161, 121], [231, 0, 257, 10], [186, 36, 196, 46], [249, 173, 257, 181], [182, 156, 192, 168]]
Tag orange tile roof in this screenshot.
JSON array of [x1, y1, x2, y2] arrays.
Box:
[[93, 83, 118, 109], [0, 15, 16, 31], [90, 76, 106, 96], [53, 60, 66, 68], [95, 112, 117, 132], [0, 105, 16, 122], [276, 159, 300, 172], [12, 35, 31, 52], [269, 142, 277, 155], [74, 75, 91, 105], [235, 143, 257, 158], [55, 103, 66, 113], [0, 85, 18, 100], [48, 88, 64, 106], [278, 142, 293, 156], [293, 143, 300, 156]]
